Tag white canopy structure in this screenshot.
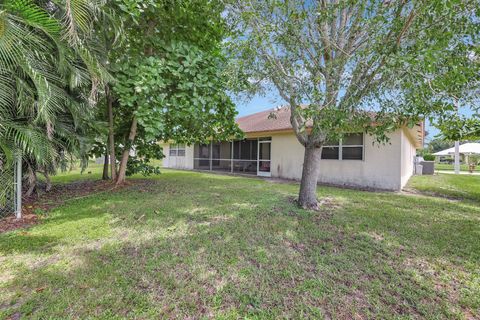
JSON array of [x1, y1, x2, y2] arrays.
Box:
[[433, 143, 480, 156]]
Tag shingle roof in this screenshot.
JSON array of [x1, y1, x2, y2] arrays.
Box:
[[236, 106, 292, 133], [236, 106, 424, 148]]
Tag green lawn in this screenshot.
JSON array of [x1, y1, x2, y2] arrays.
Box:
[[408, 174, 480, 202], [1, 171, 479, 319], [435, 163, 477, 172], [36, 161, 105, 185]]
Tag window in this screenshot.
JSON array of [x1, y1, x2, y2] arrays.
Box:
[[342, 134, 363, 160], [169, 144, 185, 157], [321, 133, 363, 160], [321, 146, 340, 159]]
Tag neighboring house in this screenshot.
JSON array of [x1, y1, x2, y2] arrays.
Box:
[[433, 143, 480, 164], [161, 107, 424, 190]]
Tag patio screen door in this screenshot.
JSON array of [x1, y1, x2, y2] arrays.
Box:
[[257, 139, 271, 177]]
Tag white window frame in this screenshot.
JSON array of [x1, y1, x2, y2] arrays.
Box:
[[322, 133, 364, 161], [169, 144, 186, 157]]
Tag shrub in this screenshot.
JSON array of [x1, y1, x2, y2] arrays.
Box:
[[468, 155, 480, 165], [423, 154, 435, 161]]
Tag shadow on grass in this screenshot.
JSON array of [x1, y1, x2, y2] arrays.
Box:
[[336, 191, 480, 263], [1, 171, 479, 318], [1, 212, 474, 319], [0, 233, 58, 255]]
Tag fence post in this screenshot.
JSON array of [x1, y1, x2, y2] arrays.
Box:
[[15, 152, 22, 219]]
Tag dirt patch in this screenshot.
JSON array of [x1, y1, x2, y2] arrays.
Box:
[[5, 312, 21, 320], [284, 240, 306, 253], [287, 196, 339, 211], [0, 214, 38, 233], [0, 179, 155, 234]]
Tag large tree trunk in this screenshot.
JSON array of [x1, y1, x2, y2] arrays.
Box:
[[298, 145, 322, 209], [116, 117, 137, 185], [102, 151, 109, 180], [106, 85, 117, 181]]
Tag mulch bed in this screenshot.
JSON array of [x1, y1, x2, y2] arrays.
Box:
[[0, 179, 150, 234], [0, 214, 39, 234]]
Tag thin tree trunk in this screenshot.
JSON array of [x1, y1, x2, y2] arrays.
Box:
[[25, 165, 37, 197], [106, 85, 117, 181], [298, 145, 322, 209], [102, 151, 109, 180], [43, 171, 52, 192], [116, 117, 137, 185], [26, 182, 36, 197]]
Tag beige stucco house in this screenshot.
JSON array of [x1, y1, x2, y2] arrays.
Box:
[[161, 107, 424, 190]]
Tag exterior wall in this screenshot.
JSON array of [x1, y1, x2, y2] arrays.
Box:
[[161, 128, 417, 191], [184, 145, 194, 169], [270, 133, 305, 180], [400, 128, 417, 188], [161, 143, 194, 169], [270, 130, 405, 190], [161, 143, 169, 167]]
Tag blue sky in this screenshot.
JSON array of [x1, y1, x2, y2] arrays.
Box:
[[233, 93, 280, 117]]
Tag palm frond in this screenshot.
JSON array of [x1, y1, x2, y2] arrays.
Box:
[[0, 0, 113, 170]]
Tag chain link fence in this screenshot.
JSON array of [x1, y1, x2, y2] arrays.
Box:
[[0, 156, 21, 219]]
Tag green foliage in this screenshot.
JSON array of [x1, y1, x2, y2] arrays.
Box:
[[108, 0, 241, 177], [423, 154, 435, 161], [227, 0, 479, 145], [126, 137, 163, 176], [126, 157, 161, 177], [113, 0, 227, 55], [1, 0, 241, 186], [468, 154, 480, 166], [114, 42, 241, 144], [427, 138, 454, 153], [0, 0, 110, 166], [435, 115, 480, 141]]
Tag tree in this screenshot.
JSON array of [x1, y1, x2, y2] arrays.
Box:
[[110, 0, 241, 184], [435, 115, 480, 141], [0, 0, 111, 193], [431, 45, 480, 141], [227, 0, 479, 209], [426, 138, 454, 154]]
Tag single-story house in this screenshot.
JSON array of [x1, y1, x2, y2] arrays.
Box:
[[161, 106, 424, 190]]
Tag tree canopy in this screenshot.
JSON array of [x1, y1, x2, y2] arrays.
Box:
[[226, 0, 480, 208], [0, 0, 108, 165], [100, 0, 241, 183], [0, 0, 241, 192]]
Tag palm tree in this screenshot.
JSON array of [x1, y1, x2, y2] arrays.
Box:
[[0, 0, 110, 192]]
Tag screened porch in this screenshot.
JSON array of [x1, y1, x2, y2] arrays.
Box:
[[193, 138, 271, 176]]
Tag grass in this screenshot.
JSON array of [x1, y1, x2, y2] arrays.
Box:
[[408, 174, 480, 202], [50, 159, 163, 184], [435, 163, 477, 172], [45, 161, 104, 184], [1, 170, 479, 319]]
